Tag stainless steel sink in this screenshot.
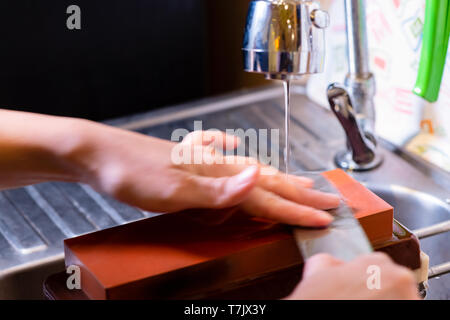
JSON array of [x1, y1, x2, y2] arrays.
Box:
[[0, 86, 448, 299], [368, 185, 450, 300], [369, 185, 450, 232]]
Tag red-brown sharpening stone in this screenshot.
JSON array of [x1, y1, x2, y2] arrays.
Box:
[[321, 169, 393, 243]]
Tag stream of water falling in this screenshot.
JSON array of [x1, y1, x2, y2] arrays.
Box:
[[283, 80, 291, 176]]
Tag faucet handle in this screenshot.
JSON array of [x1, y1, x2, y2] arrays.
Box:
[[327, 83, 382, 171], [310, 9, 330, 29]]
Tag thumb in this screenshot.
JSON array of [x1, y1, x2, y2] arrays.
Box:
[[182, 165, 259, 209], [182, 130, 240, 150], [302, 254, 343, 279]]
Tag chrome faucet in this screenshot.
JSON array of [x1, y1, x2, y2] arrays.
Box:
[[242, 0, 329, 80], [243, 0, 383, 171], [328, 0, 383, 171]]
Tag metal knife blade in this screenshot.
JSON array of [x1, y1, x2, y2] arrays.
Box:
[[293, 173, 373, 262]]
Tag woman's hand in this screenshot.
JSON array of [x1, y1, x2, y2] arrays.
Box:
[[72, 122, 340, 227], [0, 109, 339, 227], [286, 253, 420, 300]]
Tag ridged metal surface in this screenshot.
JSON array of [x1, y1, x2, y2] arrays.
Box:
[[0, 182, 155, 271]]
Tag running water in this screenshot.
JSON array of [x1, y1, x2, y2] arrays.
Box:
[[283, 80, 291, 176]]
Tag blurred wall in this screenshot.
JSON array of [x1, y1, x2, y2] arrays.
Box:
[[0, 0, 267, 121], [0, 1, 336, 121]]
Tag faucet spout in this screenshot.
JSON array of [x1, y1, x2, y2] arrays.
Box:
[[242, 0, 329, 79]]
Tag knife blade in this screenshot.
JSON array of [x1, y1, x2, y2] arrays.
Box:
[[293, 173, 373, 262]]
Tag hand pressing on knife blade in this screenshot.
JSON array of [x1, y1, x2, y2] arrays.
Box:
[[286, 253, 420, 300]]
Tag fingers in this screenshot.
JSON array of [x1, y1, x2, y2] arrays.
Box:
[[292, 188, 341, 210], [350, 253, 420, 300], [351, 252, 393, 266], [291, 175, 315, 188], [302, 254, 344, 278], [258, 166, 315, 188], [179, 131, 340, 216], [288, 252, 419, 300], [207, 156, 315, 189], [176, 131, 240, 168], [178, 165, 260, 209], [258, 173, 341, 210], [241, 188, 334, 227]]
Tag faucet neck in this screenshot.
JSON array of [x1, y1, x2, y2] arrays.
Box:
[[344, 0, 376, 134], [345, 0, 370, 78]]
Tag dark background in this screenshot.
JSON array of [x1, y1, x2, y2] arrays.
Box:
[[0, 0, 265, 121]]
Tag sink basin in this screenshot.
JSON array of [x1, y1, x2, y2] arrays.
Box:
[[369, 185, 450, 231], [368, 185, 450, 300]]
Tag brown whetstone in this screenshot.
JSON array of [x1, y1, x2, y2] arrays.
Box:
[[321, 169, 393, 242], [47, 220, 419, 300], [62, 169, 420, 300]]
